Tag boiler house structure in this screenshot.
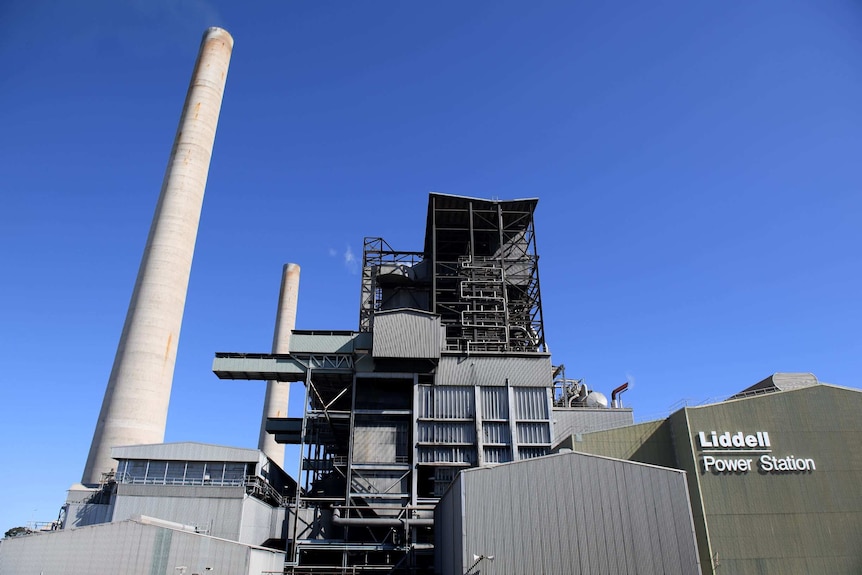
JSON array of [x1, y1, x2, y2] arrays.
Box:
[[6, 23, 856, 574], [213, 193, 658, 573]]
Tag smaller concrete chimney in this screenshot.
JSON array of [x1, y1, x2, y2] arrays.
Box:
[[259, 263, 300, 468]]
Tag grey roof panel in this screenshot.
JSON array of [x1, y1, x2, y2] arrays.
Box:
[[111, 442, 263, 463]]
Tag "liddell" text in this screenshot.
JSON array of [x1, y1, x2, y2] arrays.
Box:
[[697, 431, 770, 449]]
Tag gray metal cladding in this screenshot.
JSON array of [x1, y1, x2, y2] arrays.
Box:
[[434, 474, 464, 575], [515, 421, 550, 444], [112, 490, 245, 541], [481, 386, 509, 418], [289, 331, 357, 353], [418, 421, 476, 444], [437, 354, 552, 387], [483, 446, 513, 463], [552, 407, 635, 440], [112, 442, 262, 463], [0, 518, 285, 575], [417, 446, 476, 464], [418, 385, 475, 418], [512, 386, 548, 419], [212, 353, 308, 381], [434, 452, 701, 575], [372, 309, 443, 358], [481, 422, 511, 444]]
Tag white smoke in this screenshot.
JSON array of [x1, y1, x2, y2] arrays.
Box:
[[344, 245, 358, 275]]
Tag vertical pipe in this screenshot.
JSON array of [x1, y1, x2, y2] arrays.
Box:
[[259, 263, 301, 468], [82, 27, 234, 485]]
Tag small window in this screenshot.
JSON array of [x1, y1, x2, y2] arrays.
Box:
[[165, 461, 186, 484], [204, 462, 224, 483], [185, 462, 205, 484], [224, 463, 245, 484], [127, 460, 147, 481], [146, 461, 167, 483]]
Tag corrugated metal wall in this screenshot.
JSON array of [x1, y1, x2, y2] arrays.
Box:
[[437, 355, 552, 387], [552, 407, 635, 441], [372, 310, 442, 358], [678, 385, 862, 575], [561, 419, 676, 468], [434, 476, 464, 575], [418, 421, 475, 443], [112, 484, 252, 542], [512, 386, 547, 419], [239, 496, 280, 547], [0, 519, 285, 575], [418, 385, 475, 418], [435, 452, 701, 575], [481, 386, 509, 418], [574, 384, 862, 575], [417, 384, 552, 465]]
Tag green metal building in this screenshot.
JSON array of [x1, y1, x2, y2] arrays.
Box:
[[558, 374, 862, 574]]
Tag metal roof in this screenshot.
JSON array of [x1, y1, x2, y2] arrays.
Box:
[[423, 193, 539, 255], [111, 442, 262, 463]]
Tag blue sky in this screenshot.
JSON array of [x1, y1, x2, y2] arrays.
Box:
[[1, 0, 860, 532]]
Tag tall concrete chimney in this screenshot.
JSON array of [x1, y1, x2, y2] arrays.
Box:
[[82, 27, 234, 485], [259, 263, 300, 468]]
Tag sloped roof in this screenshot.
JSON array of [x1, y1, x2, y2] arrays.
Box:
[[727, 372, 819, 400]]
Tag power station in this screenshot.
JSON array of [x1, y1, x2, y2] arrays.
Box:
[[3, 27, 862, 575]]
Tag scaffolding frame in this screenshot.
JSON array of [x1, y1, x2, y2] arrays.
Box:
[[427, 194, 546, 353]]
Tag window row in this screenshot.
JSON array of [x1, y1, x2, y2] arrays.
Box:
[[116, 459, 252, 486]]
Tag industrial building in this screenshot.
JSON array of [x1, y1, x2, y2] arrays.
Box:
[[212, 192, 649, 573], [3, 25, 861, 575], [434, 451, 701, 575], [561, 373, 862, 574]]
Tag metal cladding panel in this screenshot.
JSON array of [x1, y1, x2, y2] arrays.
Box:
[[418, 446, 476, 464], [481, 386, 509, 418], [434, 474, 465, 575], [418, 421, 476, 443], [438, 452, 701, 575], [552, 407, 635, 439], [418, 385, 475, 418], [112, 442, 262, 463], [212, 354, 307, 381], [0, 519, 285, 575], [675, 384, 862, 575], [372, 310, 442, 358], [516, 421, 550, 443], [565, 419, 678, 468], [117, 484, 246, 499], [112, 489, 246, 541], [512, 386, 548, 419], [437, 355, 552, 387], [239, 496, 279, 546], [289, 331, 358, 353]]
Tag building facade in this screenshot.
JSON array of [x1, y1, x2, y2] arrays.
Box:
[[214, 194, 632, 572], [564, 377, 862, 574]]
